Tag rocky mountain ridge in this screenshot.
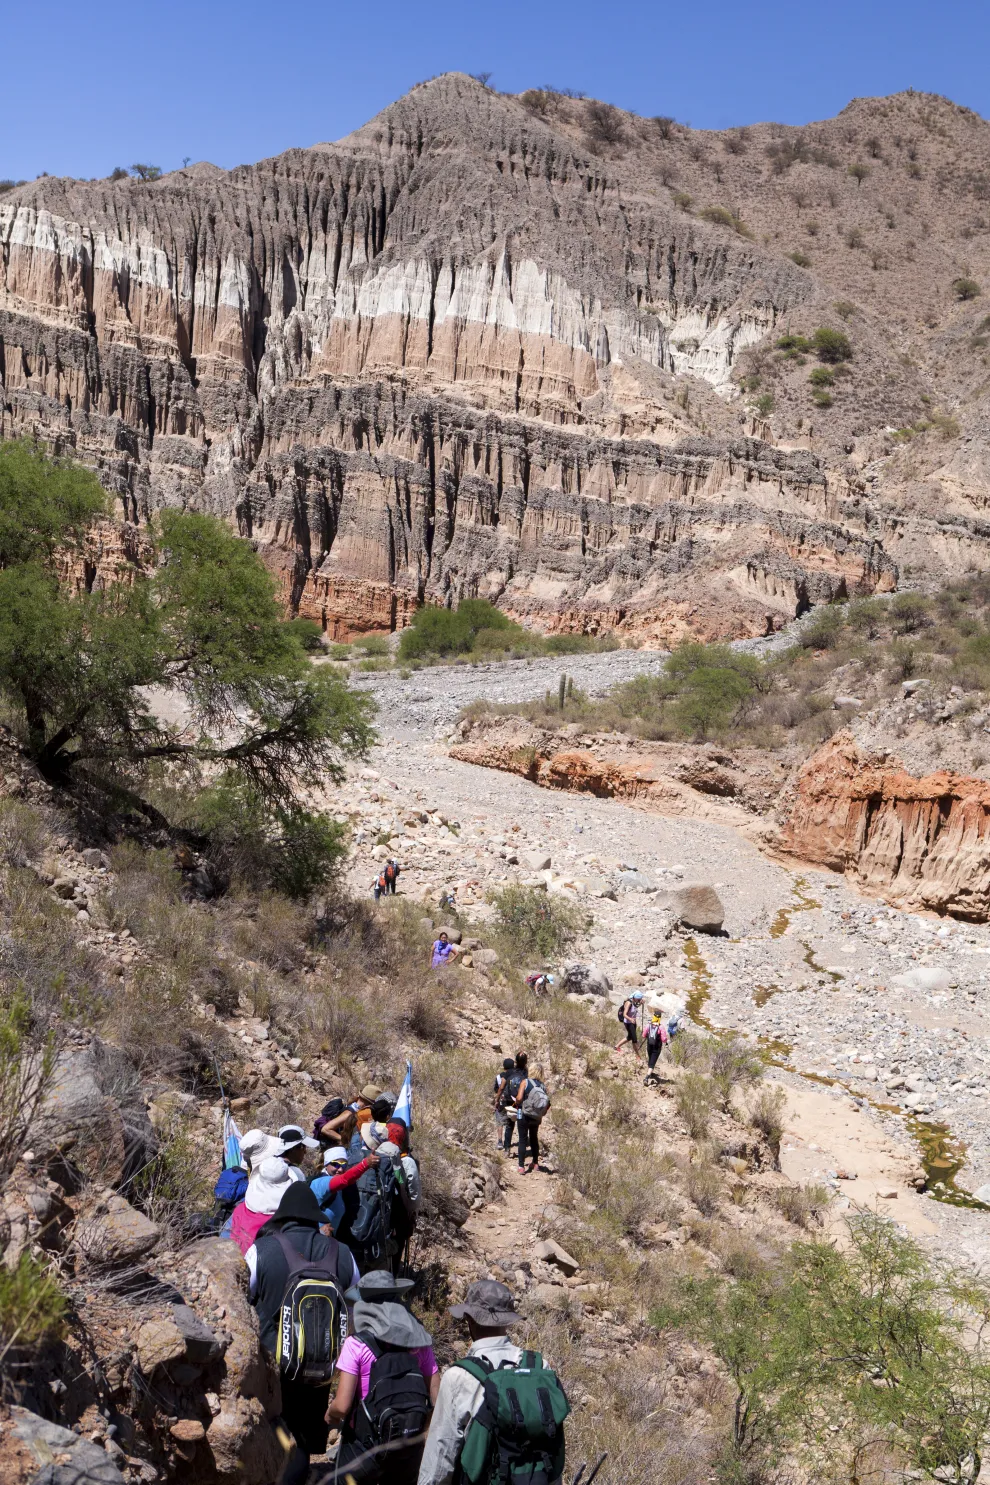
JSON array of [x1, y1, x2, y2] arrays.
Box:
[[3, 77, 990, 637]]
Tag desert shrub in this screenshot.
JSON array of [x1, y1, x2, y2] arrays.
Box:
[[0, 992, 57, 1180], [676, 1072, 717, 1139], [399, 599, 519, 661], [812, 326, 852, 362], [193, 777, 347, 897], [798, 606, 845, 650], [749, 1086, 787, 1165], [586, 101, 625, 146], [231, 892, 312, 973], [673, 191, 693, 211], [352, 632, 390, 657], [401, 990, 454, 1048], [847, 161, 870, 186], [132, 1099, 213, 1241], [554, 1115, 675, 1237], [294, 983, 390, 1072], [788, 250, 811, 268], [953, 276, 981, 300], [109, 964, 231, 1089], [700, 205, 750, 236], [889, 592, 931, 634], [685, 1157, 723, 1215], [808, 366, 834, 387], [776, 332, 812, 354], [488, 885, 584, 963], [0, 866, 108, 1024], [283, 616, 324, 652], [754, 392, 775, 415], [0, 1251, 66, 1367], [707, 1035, 763, 1112], [772, 1182, 831, 1227], [0, 799, 51, 868], [846, 598, 885, 638]]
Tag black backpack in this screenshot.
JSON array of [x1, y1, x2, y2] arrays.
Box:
[[351, 1334, 431, 1483], [349, 1158, 398, 1262], [270, 1231, 348, 1384]]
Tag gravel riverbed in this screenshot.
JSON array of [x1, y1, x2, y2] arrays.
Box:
[[340, 646, 990, 1269]]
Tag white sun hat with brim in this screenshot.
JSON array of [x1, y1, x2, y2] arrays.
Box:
[[277, 1123, 320, 1152], [245, 1156, 294, 1214], [239, 1129, 281, 1169]]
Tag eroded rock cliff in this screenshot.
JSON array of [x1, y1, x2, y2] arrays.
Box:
[[780, 731, 990, 918], [0, 73, 940, 637]]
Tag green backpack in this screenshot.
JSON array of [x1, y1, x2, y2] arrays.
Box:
[[456, 1350, 571, 1485]]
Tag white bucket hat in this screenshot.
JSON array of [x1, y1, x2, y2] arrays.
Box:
[[245, 1156, 294, 1214], [239, 1129, 280, 1170]]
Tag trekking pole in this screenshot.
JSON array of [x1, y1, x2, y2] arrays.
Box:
[[213, 1055, 228, 1106], [572, 1455, 607, 1485]]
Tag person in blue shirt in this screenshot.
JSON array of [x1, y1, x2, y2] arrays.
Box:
[[309, 1145, 378, 1231]]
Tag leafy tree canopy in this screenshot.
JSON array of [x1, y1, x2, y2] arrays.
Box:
[[0, 441, 375, 893]]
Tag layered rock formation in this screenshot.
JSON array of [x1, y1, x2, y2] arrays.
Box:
[[780, 731, 990, 918], [0, 74, 909, 639], [450, 714, 783, 824]]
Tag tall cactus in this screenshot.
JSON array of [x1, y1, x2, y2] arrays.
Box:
[[558, 673, 567, 710]]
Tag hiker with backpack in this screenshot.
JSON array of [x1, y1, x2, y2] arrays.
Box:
[[615, 990, 644, 1051], [492, 1057, 517, 1153], [246, 1181, 360, 1485], [513, 1064, 551, 1174], [314, 1097, 356, 1148], [230, 1153, 300, 1255], [214, 1126, 275, 1238], [348, 1121, 403, 1270], [644, 1008, 670, 1086], [311, 1146, 380, 1232], [384, 859, 401, 895], [417, 1279, 569, 1485], [325, 1269, 439, 1484]]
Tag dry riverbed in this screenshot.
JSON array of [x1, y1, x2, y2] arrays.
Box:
[[342, 651, 990, 1269]]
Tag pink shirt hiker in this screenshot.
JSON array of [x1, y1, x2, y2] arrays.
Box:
[[336, 1336, 438, 1399], [229, 1201, 272, 1255]]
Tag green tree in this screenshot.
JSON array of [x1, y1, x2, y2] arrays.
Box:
[[812, 326, 853, 363], [654, 1214, 990, 1485], [662, 643, 765, 739], [954, 277, 981, 301], [0, 441, 374, 890], [488, 884, 584, 962], [398, 597, 522, 661]]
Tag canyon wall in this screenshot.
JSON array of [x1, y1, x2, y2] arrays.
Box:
[[0, 73, 941, 637], [780, 732, 990, 919]]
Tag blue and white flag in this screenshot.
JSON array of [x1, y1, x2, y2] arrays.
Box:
[[393, 1060, 413, 1130], [223, 1109, 243, 1170]]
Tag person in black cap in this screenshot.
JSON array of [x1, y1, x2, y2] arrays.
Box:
[[418, 1280, 563, 1485], [246, 1183, 360, 1485]]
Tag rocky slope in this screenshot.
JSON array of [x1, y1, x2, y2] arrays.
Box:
[[13, 76, 989, 640]]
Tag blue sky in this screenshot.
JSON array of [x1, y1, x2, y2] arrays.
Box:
[[4, 0, 990, 181]]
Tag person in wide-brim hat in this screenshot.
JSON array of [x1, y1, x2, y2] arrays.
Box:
[[449, 1279, 523, 1328], [344, 1267, 416, 1304]]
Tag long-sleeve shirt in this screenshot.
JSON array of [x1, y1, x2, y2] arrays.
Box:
[[309, 1158, 371, 1230], [417, 1335, 561, 1485]]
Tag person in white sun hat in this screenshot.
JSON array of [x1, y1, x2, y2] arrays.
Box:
[[230, 1155, 294, 1254]]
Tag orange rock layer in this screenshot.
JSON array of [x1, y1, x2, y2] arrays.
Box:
[[781, 732, 990, 918]]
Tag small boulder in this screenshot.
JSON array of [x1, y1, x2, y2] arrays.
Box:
[[473, 947, 498, 965], [890, 968, 955, 993], [521, 851, 552, 872], [10, 1406, 126, 1484], [665, 882, 724, 934], [81, 848, 105, 867], [137, 1314, 187, 1373], [970, 1183, 990, 1204], [559, 962, 613, 998], [613, 870, 656, 894], [74, 1193, 160, 1266], [533, 1239, 579, 1276], [526, 1283, 583, 1316]]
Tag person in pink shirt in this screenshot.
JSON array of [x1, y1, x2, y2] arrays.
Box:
[[326, 1269, 439, 1483], [229, 1155, 294, 1255]]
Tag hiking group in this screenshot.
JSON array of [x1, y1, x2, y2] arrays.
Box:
[[615, 991, 681, 1084], [214, 1072, 568, 1485], [492, 1051, 552, 1173], [372, 858, 401, 900]]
